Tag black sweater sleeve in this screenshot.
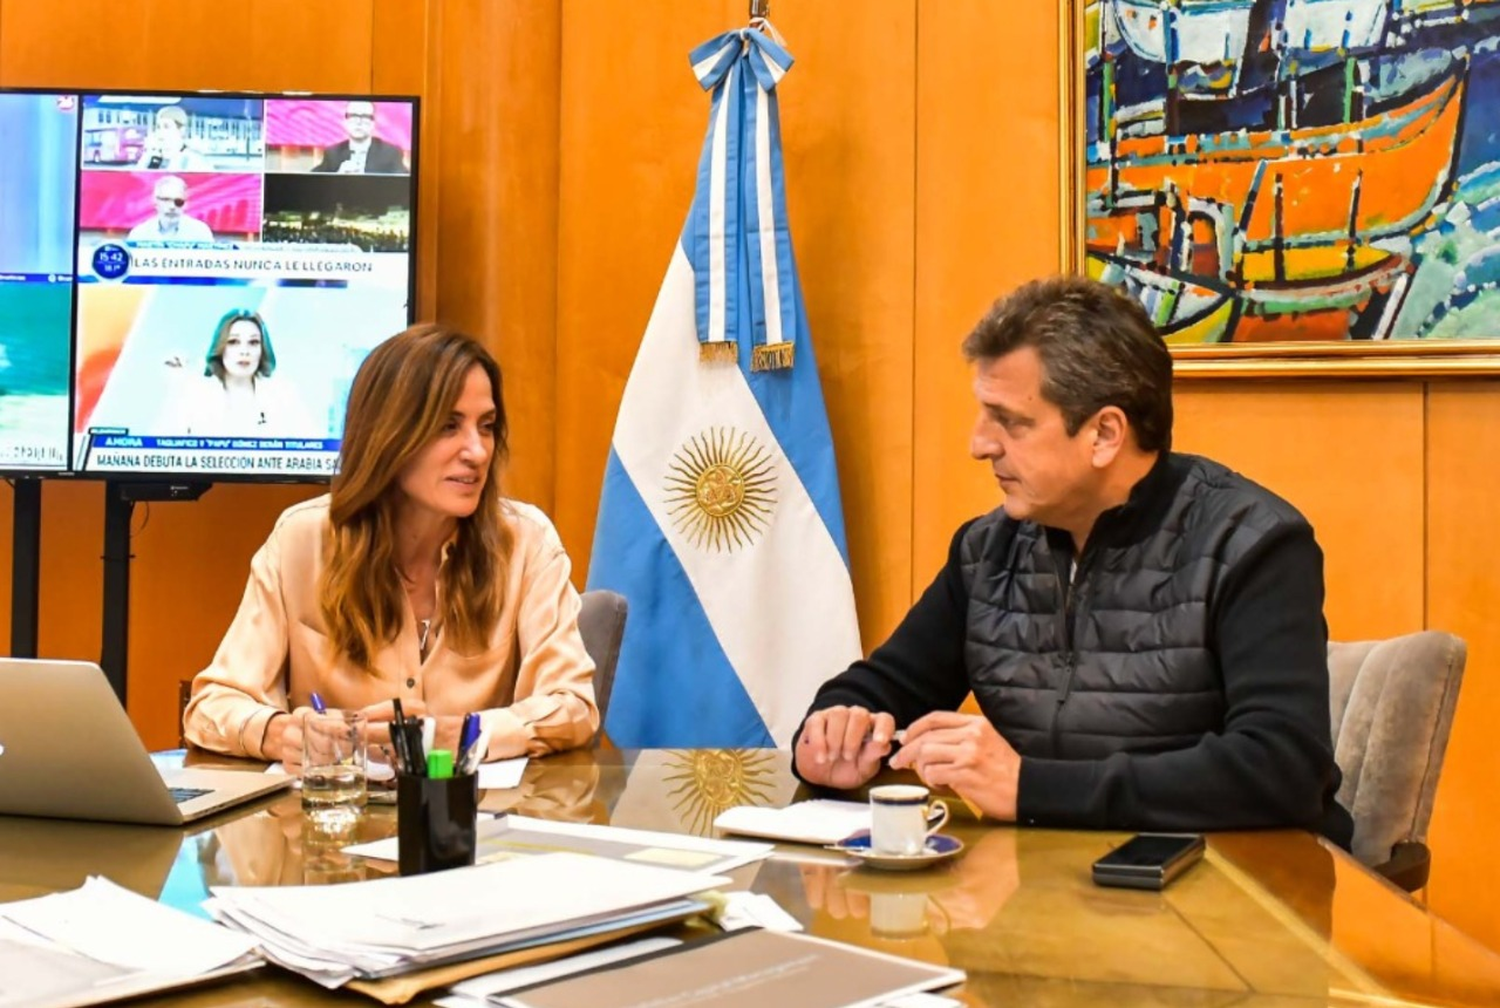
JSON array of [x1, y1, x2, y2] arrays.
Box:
[[1016, 521, 1350, 842], [800, 520, 979, 730]]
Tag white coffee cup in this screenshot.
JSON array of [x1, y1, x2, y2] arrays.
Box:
[[869, 784, 949, 855]]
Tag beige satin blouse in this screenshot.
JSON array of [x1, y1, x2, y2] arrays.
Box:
[[183, 495, 599, 760]]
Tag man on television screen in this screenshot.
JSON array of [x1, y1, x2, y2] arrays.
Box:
[[312, 100, 407, 175], [127, 175, 215, 243]]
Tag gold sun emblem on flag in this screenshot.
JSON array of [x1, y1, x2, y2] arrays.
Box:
[[661, 749, 780, 834], [665, 428, 777, 552]]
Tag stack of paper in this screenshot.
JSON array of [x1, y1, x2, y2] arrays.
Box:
[[205, 852, 726, 989], [713, 799, 871, 845], [0, 877, 261, 1008]]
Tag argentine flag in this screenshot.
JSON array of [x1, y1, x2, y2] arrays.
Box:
[[587, 26, 861, 748]]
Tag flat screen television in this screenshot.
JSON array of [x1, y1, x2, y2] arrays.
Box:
[[56, 89, 418, 480], [0, 92, 79, 472]]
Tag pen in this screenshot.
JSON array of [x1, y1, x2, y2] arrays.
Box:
[[310, 691, 327, 714], [458, 712, 480, 766], [404, 718, 428, 776], [389, 716, 412, 775], [461, 727, 490, 774], [420, 717, 436, 762]]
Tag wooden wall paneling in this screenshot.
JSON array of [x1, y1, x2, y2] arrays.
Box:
[[913, 0, 1066, 595], [372, 0, 434, 317], [0, 0, 383, 746], [554, 0, 737, 576], [0, 486, 9, 647], [769, 0, 917, 649], [126, 484, 322, 747], [423, 0, 561, 513], [0, 0, 375, 92], [1172, 384, 1426, 641], [0, 481, 105, 671], [555, 0, 918, 649], [1425, 382, 1500, 955]]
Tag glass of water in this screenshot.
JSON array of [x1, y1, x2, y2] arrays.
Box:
[[301, 709, 367, 822]]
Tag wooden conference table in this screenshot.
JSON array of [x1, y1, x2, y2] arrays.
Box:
[[2, 747, 1499, 1007]]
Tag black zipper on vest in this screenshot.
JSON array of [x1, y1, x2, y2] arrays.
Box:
[[1050, 547, 1090, 758]]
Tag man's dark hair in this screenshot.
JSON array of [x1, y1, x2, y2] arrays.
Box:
[[961, 275, 1173, 452]]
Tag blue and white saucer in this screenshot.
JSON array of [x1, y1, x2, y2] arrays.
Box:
[[827, 830, 965, 871]]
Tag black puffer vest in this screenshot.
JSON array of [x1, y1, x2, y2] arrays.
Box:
[[960, 453, 1311, 760]]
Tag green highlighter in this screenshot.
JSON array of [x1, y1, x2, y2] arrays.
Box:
[[426, 749, 455, 780]]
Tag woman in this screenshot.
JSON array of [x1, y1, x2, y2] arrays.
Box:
[[183, 324, 599, 767], [165, 309, 312, 437]]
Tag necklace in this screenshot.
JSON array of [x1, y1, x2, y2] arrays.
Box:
[[417, 618, 432, 658]]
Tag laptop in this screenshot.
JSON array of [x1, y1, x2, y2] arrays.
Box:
[[0, 658, 293, 825]]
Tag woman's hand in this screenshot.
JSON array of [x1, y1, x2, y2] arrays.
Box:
[[358, 697, 428, 749], [262, 708, 311, 773], [357, 699, 467, 762]]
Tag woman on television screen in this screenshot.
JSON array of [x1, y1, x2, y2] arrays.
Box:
[[164, 309, 314, 438], [183, 325, 599, 767]]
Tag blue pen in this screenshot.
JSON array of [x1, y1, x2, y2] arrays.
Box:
[[458, 712, 480, 766], [310, 691, 327, 714]]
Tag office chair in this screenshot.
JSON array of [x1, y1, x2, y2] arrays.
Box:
[[577, 590, 628, 734], [1328, 631, 1466, 892]]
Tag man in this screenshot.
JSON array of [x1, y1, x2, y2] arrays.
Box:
[[795, 275, 1352, 845], [127, 175, 215, 243], [135, 106, 212, 171], [312, 101, 407, 175]]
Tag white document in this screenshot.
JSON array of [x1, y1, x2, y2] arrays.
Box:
[[344, 814, 773, 874], [715, 892, 803, 933], [0, 877, 258, 976], [214, 853, 723, 952], [879, 995, 965, 1008], [0, 878, 261, 1008], [207, 852, 725, 987], [477, 756, 528, 789], [713, 799, 871, 845]]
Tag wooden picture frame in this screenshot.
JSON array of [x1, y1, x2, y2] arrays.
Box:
[[1062, 0, 1500, 377]]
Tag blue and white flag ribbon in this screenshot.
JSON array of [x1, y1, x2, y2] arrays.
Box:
[[688, 28, 797, 371], [587, 26, 861, 748]]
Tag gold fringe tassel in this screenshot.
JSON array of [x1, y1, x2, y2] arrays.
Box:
[[751, 342, 794, 372], [699, 341, 738, 365]]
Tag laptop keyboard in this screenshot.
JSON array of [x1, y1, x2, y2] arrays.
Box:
[[168, 786, 212, 803]]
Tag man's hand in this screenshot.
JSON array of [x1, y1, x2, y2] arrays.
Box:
[[794, 705, 897, 790], [889, 711, 1021, 820]]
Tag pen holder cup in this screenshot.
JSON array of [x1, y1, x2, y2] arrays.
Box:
[[396, 772, 479, 876]]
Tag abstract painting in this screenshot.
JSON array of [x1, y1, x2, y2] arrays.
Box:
[[1071, 0, 1500, 372]]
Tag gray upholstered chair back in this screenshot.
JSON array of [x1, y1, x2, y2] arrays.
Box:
[[577, 590, 628, 732], [1328, 631, 1465, 885]]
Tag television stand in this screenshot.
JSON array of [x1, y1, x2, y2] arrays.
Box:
[[9, 476, 42, 658], [100, 480, 212, 702]]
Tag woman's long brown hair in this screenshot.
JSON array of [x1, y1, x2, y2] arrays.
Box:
[[319, 324, 513, 672]]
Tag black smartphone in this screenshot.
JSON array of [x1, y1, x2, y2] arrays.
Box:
[[1091, 833, 1206, 890]]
